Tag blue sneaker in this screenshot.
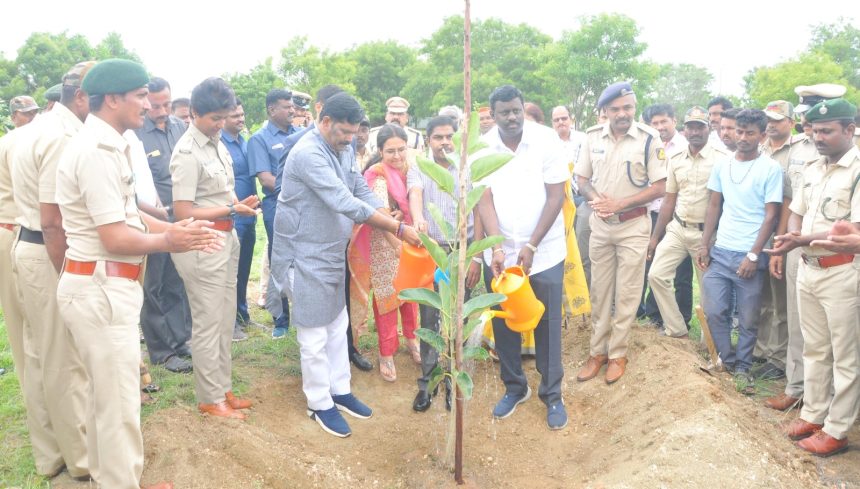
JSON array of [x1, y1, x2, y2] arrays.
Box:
[[333, 393, 373, 419], [492, 386, 531, 419], [547, 401, 568, 430], [307, 406, 351, 438], [272, 327, 288, 339]]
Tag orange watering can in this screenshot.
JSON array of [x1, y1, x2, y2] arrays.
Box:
[[394, 242, 437, 292], [486, 265, 546, 333]]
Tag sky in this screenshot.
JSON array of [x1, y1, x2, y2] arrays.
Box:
[[2, 0, 857, 100]]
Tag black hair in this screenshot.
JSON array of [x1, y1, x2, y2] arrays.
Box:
[[88, 94, 105, 112], [365, 123, 408, 172], [707, 96, 733, 110], [735, 109, 768, 133], [234, 97, 242, 107], [59, 85, 78, 105], [489, 85, 524, 112], [265, 88, 292, 109], [643, 103, 674, 123], [190, 77, 237, 116], [172, 97, 190, 108], [721, 108, 741, 120], [316, 84, 344, 104], [426, 116, 455, 138], [319, 92, 365, 124], [147, 77, 170, 94]]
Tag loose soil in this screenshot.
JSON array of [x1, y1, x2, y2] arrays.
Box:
[[51, 316, 859, 488]]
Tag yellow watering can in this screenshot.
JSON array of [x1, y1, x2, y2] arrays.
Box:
[[394, 242, 437, 293], [486, 265, 546, 333]]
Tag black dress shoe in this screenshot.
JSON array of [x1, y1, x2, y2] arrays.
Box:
[[163, 355, 193, 373], [413, 390, 431, 412], [350, 351, 373, 371]]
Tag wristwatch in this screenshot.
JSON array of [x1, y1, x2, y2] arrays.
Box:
[[228, 203, 237, 218], [525, 243, 538, 253], [746, 252, 758, 263]]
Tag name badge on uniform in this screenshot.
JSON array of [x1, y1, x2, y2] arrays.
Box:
[[272, 143, 284, 150], [789, 158, 804, 166], [592, 148, 605, 154], [146, 149, 161, 158]]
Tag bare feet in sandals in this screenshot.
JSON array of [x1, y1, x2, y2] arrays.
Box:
[[379, 356, 397, 382]]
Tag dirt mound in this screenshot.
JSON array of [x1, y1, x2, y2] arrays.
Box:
[[52, 318, 849, 488]]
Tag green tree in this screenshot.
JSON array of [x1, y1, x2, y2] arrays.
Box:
[[809, 18, 860, 88], [744, 52, 860, 109], [14, 32, 94, 93], [647, 63, 714, 115], [540, 13, 656, 128], [94, 32, 141, 62], [277, 37, 357, 106], [224, 58, 282, 130], [344, 41, 417, 123]]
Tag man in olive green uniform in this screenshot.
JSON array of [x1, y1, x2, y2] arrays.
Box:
[[768, 98, 860, 457], [11, 63, 94, 480], [647, 107, 730, 338], [575, 81, 667, 384], [367, 96, 424, 153], [754, 101, 820, 382], [56, 58, 212, 489]]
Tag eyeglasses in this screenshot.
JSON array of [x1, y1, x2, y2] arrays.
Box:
[[552, 116, 570, 123], [383, 147, 408, 156]]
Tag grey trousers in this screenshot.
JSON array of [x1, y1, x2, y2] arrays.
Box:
[[484, 260, 564, 406], [575, 200, 592, 289], [140, 252, 192, 364]]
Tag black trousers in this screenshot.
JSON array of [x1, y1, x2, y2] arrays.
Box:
[[140, 252, 192, 363]]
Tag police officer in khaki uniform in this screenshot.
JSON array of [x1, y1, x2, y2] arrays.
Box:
[[292, 90, 312, 128], [753, 100, 821, 381], [56, 58, 220, 489], [367, 96, 425, 153], [647, 107, 729, 338], [768, 98, 860, 457], [11, 63, 94, 480], [170, 77, 259, 420], [575, 81, 667, 384]]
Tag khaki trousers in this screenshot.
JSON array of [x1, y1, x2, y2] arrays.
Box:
[[13, 240, 88, 477], [755, 266, 789, 368], [0, 226, 26, 389], [784, 249, 804, 397], [647, 221, 704, 337], [797, 260, 860, 440], [57, 269, 144, 489], [172, 232, 239, 404], [589, 212, 650, 359]]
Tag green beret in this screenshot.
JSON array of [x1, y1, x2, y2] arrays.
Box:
[[45, 84, 62, 102], [805, 98, 858, 123], [81, 59, 150, 96]]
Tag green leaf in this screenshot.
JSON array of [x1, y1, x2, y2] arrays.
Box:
[[465, 185, 487, 214], [438, 279, 452, 329], [465, 111, 482, 154], [427, 365, 446, 393], [465, 235, 505, 258], [455, 370, 474, 399], [463, 315, 484, 340], [463, 292, 507, 318], [415, 327, 445, 353], [467, 140, 488, 156], [426, 202, 454, 242], [471, 153, 514, 182], [398, 288, 442, 309], [420, 233, 449, 272], [464, 345, 490, 361], [417, 155, 454, 195], [452, 131, 462, 154]]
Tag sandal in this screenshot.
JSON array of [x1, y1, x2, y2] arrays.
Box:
[[407, 339, 422, 365], [379, 356, 397, 382]]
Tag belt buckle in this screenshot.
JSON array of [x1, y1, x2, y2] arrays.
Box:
[[604, 214, 621, 224]]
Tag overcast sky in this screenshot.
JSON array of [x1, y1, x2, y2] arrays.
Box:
[[2, 1, 857, 100]]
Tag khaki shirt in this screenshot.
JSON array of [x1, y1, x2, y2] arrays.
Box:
[[666, 143, 730, 224], [12, 103, 84, 231], [789, 146, 860, 257], [56, 114, 146, 264], [575, 121, 667, 203], [761, 133, 819, 200], [0, 127, 28, 224], [170, 123, 234, 207]]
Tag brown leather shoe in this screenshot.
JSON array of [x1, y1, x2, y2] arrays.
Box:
[[226, 391, 252, 410], [198, 401, 246, 420], [142, 482, 174, 489], [797, 430, 849, 457], [764, 393, 800, 411], [576, 355, 608, 382], [783, 418, 823, 440], [605, 358, 628, 384]]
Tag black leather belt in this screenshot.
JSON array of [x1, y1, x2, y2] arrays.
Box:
[[19, 226, 44, 245], [673, 213, 704, 231]]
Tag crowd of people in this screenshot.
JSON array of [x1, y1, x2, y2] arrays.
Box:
[[0, 56, 859, 488]]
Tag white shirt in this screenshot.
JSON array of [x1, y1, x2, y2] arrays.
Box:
[[124, 130, 158, 207], [479, 121, 569, 275], [648, 131, 687, 213]]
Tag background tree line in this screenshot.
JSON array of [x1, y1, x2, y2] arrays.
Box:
[[3, 15, 859, 133]]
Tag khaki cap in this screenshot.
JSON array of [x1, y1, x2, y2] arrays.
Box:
[[386, 96, 410, 113]]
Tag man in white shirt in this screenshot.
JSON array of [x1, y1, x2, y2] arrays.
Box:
[[477, 85, 569, 430]]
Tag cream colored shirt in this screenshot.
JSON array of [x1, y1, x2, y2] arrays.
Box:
[[0, 127, 27, 224], [666, 143, 730, 224], [56, 114, 146, 264], [12, 103, 84, 231], [576, 121, 667, 205], [170, 123, 234, 208], [761, 133, 819, 200], [789, 146, 860, 257]]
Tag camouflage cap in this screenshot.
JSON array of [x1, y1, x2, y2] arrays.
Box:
[[62, 61, 97, 87], [805, 98, 858, 123], [44, 84, 62, 102], [764, 100, 794, 121], [683, 106, 709, 126], [9, 95, 39, 113]]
